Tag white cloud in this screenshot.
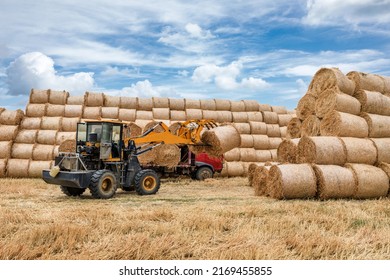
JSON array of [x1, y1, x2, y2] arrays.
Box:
[[185, 23, 214, 39], [6, 52, 94, 96], [192, 61, 269, 90], [107, 80, 180, 98]]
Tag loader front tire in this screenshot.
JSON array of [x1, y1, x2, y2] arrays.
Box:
[[89, 170, 117, 199], [135, 169, 160, 195], [60, 186, 86, 196]]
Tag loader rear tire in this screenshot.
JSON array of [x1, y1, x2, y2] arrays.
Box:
[[60, 186, 86, 196], [89, 170, 117, 199], [135, 169, 160, 195]]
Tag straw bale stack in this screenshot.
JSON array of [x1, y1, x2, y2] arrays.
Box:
[[224, 148, 241, 161], [58, 139, 76, 153], [371, 138, 390, 163], [36, 130, 58, 145], [0, 125, 19, 141], [169, 98, 185, 110], [0, 109, 24, 125], [232, 112, 248, 123], [185, 99, 201, 109], [224, 161, 245, 177], [347, 71, 385, 93], [41, 117, 62, 130], [301, 115, 321, 137], [240, 135, 254, 148], [200, 99, 216, 110], [11, 143, 34, 159], [253, 165, 271, 196], [315, 89, 361, 118], [340, 137, 377, 165], [101, 107, 119, 119], [310, 68, 355, 96], [230, 101, 246, 112], [244, 100, 260, 112], [258, 104, 271, 112], [186, 109, 203, 120], [286, 117, 302, 138], [64, 104, 83, 118], [0, 141, 13, 158], [262, 111, 279, 124], [20, 117, 41, 129], [62, 117, 80, 132], [360, 113, 390, 138], [247, 112, 263, 122], [0, 158, 7, 177], [171, 110, 187, 121], [153, 108, 170, 120], [252, 135, 269, 150], [120, 97, 138, 109], [46, 104, 65, 117], [277, 138, 300, 163], [298, 136, 346, 165], [320, 111, 368, 138], [28, 160, 52, 178], [136, 110, 153, 120], [49, 90, 69, 105], [296, 93, 316, 120], [66, 95, 85, 105], [25, 103, 47, 117], [137, 98, 153, 111], [200, 125, 241, 157], [29, 89, 49, 104], [14, 130, 38, 144], [354, 90, 390, 116], [83, 107, 102, 119], [6, 159, 30, 178], [119, 109, 137, 122], [104, 95, 120, 107], [214, 99, 231, 111], [85, 92, 104, 107]]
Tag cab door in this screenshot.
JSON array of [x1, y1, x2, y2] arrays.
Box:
[[100, 123, 113, 160]]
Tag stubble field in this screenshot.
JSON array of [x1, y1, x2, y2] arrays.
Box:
[[0, 177, 389, 260]]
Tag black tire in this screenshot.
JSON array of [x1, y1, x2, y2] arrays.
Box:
[[89, 170, 118, 199], [60, 186, 86, 196], [195, 166, 213, 180], [134, 169, 160, 195]]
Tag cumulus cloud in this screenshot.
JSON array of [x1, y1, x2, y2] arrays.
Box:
[[192, 61, 269, 90], [6, 52, 94, 95], [108, 80, 179, 98]]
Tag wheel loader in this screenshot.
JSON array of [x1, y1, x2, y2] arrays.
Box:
[[42, 119, 218, 199]]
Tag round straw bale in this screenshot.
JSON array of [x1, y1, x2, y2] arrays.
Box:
[[271, 105, 287, 114], [28, 160, 52, 178], [253, 166, 272, 196], [137, 146, 157, 165], [298, 136, 346, 165], [287, 117, 302, 138], [240, 135, 254, 148], [6, 159, 30, 178], [25, 103, 47, 117], [36, 130, 57, 145], [101, 107, 119, 119], [340, 137, 377, 165], [0, 141, 12, 158], [200, 99, 216, 110], [170, 110, 186, 121], [361, 113, 390, 138], [85, 92, 104, 107], [316, 90, 361, 118], [270, 149, 278, 161], [346, 163, 389, 199], [240, 148, 258, 162], [250, 121, 267, 135], [49, 90, 69, 105], [119, 96, 138, 109], [313, 165, 357, 199], [311, 68, 355, 96], [320, 111, 368, 138], [33, 144, 55, 160], [278, 114, 293, 127], [201, 125, 241, 156], [185, 99, 201, 109], [83, 107, 101, 119], [29, 89, 49, 104], [56, 131, 76, 145], [255, 150, 272, 162], [11, 143, 34, 159], [136, 110, 153, 120], [0, 109, 24, 125], [247, 112, 263, 122], [0, 125, 18, 141], [134, 119, 150, 131], [371, 138, 390, 163], [266, 124, 281, 137], [216, 111, 233, 123], [269, 137, 282, 149], [185, 109, 203, 120], [277, 138, 300, 163], [214, 99, 231, 111], [142, 121, 165, 133], [118, 109, 136, 122], [230, 101, 246, 112], [267, 164, 317, 199], [248, 163, 260, 186], [226, 162, 245, 177], [355, 89, 390, 115], [301, 115, 321, 137], [62, 117, 80, 132], [20, 117, 41, 129], [46, 104, 65, 117], [0, 158, 7, 177], [152, 108, 170, 120], [262, 111, 279, 124], [296, 93, 316, 120], [66, 95, 85, 105], [280, 126, 287, 138], [258, 103, 271, 112], [233, 123, 251, 134], [104, 95, 120, 107], [252, 135, 270, 150], [347, 71, 385, 93], [168, 122, 182, 135], [232, 112, 248, 123], [58, 139, 76, 153], [202, 110, 218, 121], [137, 98, 153, 111], [122, 122, 142, 138], [169, 98, 185, 110], [224, 148, 241, 161], [14, 130, 38, 144], [41, 116, 62, 130], [64, 104, 83, 118], [378, 162, 390, 179], [153, 144, 181, 167], [153, 97, 169, 108], [243, 100, 259, 112]]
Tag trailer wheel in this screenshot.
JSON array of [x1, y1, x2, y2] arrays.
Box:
[[195, 166, 213, 180], [135, 169, 160, 195], [60, 186, 86, 196], [89, 170, 117, 199]]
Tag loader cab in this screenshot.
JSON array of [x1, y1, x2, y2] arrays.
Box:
[[76, 120, 123, 162]]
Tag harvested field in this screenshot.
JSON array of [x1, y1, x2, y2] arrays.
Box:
[[1, 177, 389, 260]]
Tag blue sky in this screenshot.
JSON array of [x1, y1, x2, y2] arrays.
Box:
[[1, 0, 390, 110]]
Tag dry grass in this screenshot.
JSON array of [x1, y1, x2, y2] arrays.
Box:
[[0, 177, 390, 260]]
